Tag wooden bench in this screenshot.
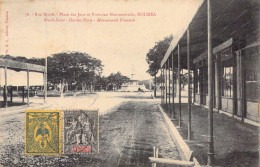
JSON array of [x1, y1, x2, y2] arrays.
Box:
[[150, 146, 195, 167]]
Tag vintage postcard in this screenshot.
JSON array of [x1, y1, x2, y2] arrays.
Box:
[[63, 109, 99, 154], [25, 110, 62, 155], [0, 0, 259, 166]]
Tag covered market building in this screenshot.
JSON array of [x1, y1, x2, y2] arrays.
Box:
[[160, 0, 259, 165], [0, 58, 47, 107]]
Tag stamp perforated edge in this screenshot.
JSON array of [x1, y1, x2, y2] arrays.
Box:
[[25, 109, 62, 155], [62, 108, 99, 154]]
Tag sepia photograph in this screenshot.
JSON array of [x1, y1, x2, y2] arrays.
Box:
[[0, 0, 259, 166]]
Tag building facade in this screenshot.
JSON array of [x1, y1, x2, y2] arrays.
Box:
[[193, 37, 259, 122], [160, 0, 259, 124]]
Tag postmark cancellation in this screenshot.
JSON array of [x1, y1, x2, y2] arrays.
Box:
[[63, 109, 99, 154]]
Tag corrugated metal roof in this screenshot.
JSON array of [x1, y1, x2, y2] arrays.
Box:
[[161, 0, 260, 68]]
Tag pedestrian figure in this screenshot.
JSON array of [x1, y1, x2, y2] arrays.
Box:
[[138, 87, 141, 94]]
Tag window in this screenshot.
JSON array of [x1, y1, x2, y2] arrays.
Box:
[[244, 46, 259, 102], [194, 69, 199, 93], [220, 46, 233, 98], [222, 66, 233, 97], [245, 69, 258, 101]]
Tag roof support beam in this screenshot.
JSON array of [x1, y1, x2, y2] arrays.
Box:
[[187, 28, 192, 141], [171, 53, 175, 119], [164, 67, 166, 104], [168, 59, 171, 106], [165, 62, 168, 105], [163, 67, 165, 104], [44, 57, 47, 103], [27, 70, 30, 106], [207, 0, 214, 165], [4, 66, 8, 107], [178, 43, 182, 127], [161, 69, 163, 104]]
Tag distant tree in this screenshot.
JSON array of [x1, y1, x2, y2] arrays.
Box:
[[107, 72, 130, 90], [153, 73, 167, 85], [181, 73, 193, 90], [0, 53, 104, 94], [94, 76, 109, 91], [0, 55, 44, 65], [28, 57, 45, 66], [0, 55, 13, 60], [146, 35, 173, 96], [138, 80, 151, 89], [156, 71, 191, 91], [48, 51, 103, 96]]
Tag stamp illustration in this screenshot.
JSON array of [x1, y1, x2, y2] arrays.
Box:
[[25, 110, 62, 155], [63, 109, 99, 154]]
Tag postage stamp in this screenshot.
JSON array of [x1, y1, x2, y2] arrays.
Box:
[[25, 110, 62, 155], [63, 109, 99, 154]]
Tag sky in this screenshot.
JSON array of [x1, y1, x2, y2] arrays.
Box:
[[0, 0, 202, 85]]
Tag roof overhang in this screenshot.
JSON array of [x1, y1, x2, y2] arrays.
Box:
[[0, 58, 45, 73], [161, 0, 260, 68]]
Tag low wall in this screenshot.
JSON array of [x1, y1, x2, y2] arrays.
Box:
[[246, 101, 259, 122], [221, 97, 233, 114], [195, 94, 200, 104]]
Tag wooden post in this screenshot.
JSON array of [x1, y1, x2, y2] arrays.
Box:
[[154, 75, 157, 97], [149, 157, 195, 166], [165, 63, 167, 105], [168, 59, 171, 106], [187, 28, 191, 140], [152, 146, 159, 167], [236, 50, 245, 122], [44, 57, 47, 103], [10, 86, 13, 104], [215, 54, 221, 110], [178, 43, 182, 127], [163, 67, 165, 104], [156, 148, 159, 158], [2, 86, 5, 105], [43, 73, 45, 103], [165, 62, 168, 105], [241, 54, 245, 122], [22, 86, 25, 103], [236, 51, 241, 118], [163, 68, 165, 104], [199, 68, 203, 105], [27, 69, 30, 106], [172, 53, 175, 119], [233, 55, 237, 116], [153, 146, 156, 167], [4, 66, 8, 107], [161, 69, 163, 104], [207, 0, 214, 165], [193, 69, 197, 104]]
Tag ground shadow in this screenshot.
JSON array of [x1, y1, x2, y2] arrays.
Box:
[[0, 101, 26, 108], [117, 95, 152, 99], [161, 103, 259, 167]]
